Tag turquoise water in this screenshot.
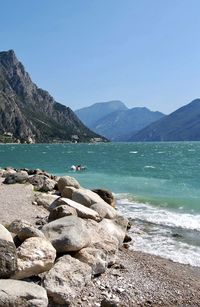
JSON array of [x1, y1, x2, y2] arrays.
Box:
[[0, 142, 200, 266]]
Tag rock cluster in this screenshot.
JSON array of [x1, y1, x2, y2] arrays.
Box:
[[0, 167, 130, 306]]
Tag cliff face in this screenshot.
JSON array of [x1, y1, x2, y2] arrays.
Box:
[[0, 50, 106, 143]]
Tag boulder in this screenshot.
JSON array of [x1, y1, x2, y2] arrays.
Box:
[[75, 247, 107, 276], [72, 188, 107, 208], [43, 255, 92, 305], [2, 168, 16, 178], [48, 204, 77, 222], [3, 170, 28, 184], [17, 225, 45, 242], [90, 202, 117, 219], [0, 239, 17, 278], [34, 193, 59, 210], [42, 216, 91, 253], [99, 216, 128, 246], [42, 178, 57, 192], [14, 237, 56, 279], [0, 279, 48, 307], [57, 176, 80, 193], [7, 219, 34, 234], [61, 186, 77, 198], [92, 188, 116, 208], [0, 224, 13, 242], [29, 175, 56, 192], [50, 197, 100, 221], [84, 219, 119, 266]]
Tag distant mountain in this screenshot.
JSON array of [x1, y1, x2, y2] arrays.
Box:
[[130, 99, 200, 141], [75, 102, 164, 141], [0, 50, 106, 143], [75, 100, 127, 128]]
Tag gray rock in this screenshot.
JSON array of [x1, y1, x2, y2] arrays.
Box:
[[75, 247, 107, 276], [17, 225, 45, 242], [0, 279, 48, 307], [34, 193, 59, 209], [0, 239, 17, 278], [92, 189, 116, 208], [42, 216, 91, 253], [0, 224, 13, 242], [48, 204, 77, 222], [72, 188, 108, 208], [61, 186, 77, 198], [52, 197, 101, 221], [2, 168, 16, 178], [91, 202, 117, 219], [99, 216, 128, 246], [14, 237, 56, 279], [3, 170, 28, 184], [29, 175, 56, 192], [43, 255, 92, 305], [7, 219, 34, 235], [58, 176, 80, 193]]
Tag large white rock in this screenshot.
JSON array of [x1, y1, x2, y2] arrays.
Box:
[[99, 215, 128, 246], [72, 188, 108, 208], [58, 176, 80, 193], [0, 224, 13, 242], [14, 237, 56, 279], [90, 201, 117, 219], [43, 255, 92, 305], [42, 216, 91, 253], [52, 197, 101, 221], [0, 279, 48, 307]]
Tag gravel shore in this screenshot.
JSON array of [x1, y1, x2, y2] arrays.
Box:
[[0, 178, 200, 306], [0, 178, 48, 226], [72, 248, 200, 307]]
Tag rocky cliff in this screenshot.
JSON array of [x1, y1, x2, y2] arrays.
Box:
[[0, 50, 106, 143]]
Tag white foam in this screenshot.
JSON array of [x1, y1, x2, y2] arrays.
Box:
[[117, 196, 200, 267], [117, 198, 200, 231]]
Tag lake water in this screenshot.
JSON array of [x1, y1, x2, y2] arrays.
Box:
[[0, 142, 200, 266]]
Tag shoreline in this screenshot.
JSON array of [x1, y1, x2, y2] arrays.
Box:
[[0, 170, 200, 306]]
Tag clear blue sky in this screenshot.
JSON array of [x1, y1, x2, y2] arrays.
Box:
[[1, 0, 200, 114]]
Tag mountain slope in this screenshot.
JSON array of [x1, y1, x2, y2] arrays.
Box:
[[75, 100, 128, 128], [75, 101, 164, 141], [131, 99, 200, 141], [0, 50, 106, 143], [93, 107, 164, 141]]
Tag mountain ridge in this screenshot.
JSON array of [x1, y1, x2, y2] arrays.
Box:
[[75, 101, 164, 141], [0, 50, 106, 143], [130, 98, 200, 141]]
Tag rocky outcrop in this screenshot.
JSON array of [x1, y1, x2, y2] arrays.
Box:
[[0, 50, 107, 143]]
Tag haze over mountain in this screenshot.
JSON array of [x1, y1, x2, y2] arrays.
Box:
[[130, 99, 200, 141], [0, 50, 106, 143], [75, 102, 164, 141]]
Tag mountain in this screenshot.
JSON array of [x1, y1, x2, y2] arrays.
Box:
[[130, 99, 200, 141], [0, 50, 106, 143], [75, 102, 164, 141], [75, 100, 128, 128]]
